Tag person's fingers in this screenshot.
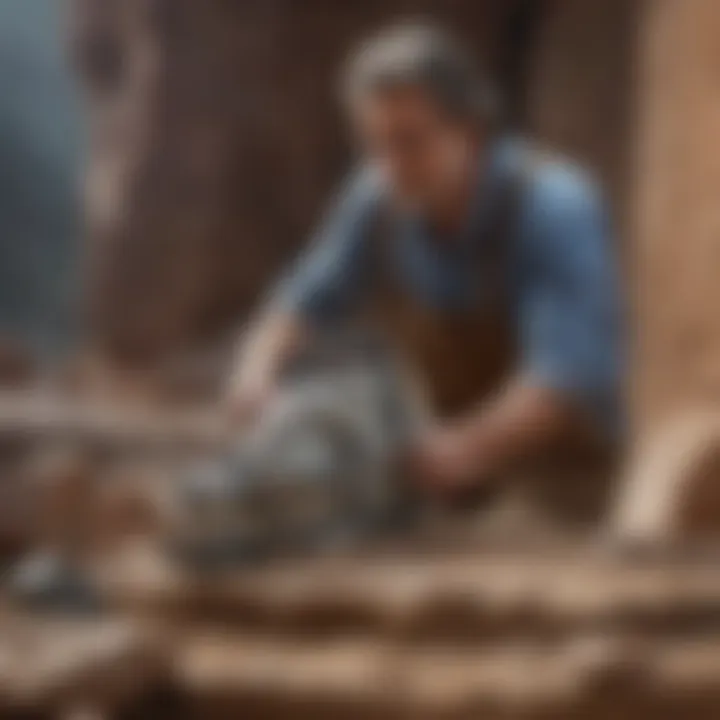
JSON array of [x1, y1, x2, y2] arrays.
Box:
[[225, 392, 258, 429], [225, 380, 275, 430]]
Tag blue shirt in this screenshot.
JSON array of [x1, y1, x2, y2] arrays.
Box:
[[276, 138, 624, 433]]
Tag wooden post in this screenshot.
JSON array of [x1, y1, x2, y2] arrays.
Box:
[[633, 0, 720, 435], [614, 0, 720, 541]]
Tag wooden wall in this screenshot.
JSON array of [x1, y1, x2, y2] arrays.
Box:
[[632, 0, 720, 435], [73, 0, 636, 377]]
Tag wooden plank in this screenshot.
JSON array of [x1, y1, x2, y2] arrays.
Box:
[[0, 612, 169, 716], [102, 544, 720, 641], [176, 631, 720, 719], [633, 0, 720, 431], [0, 390, 228, 454]]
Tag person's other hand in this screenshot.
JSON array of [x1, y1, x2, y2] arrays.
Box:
[[407, 426, 480, 496]]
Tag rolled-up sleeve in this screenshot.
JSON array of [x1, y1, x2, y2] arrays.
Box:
[[518, 164, 624, 429], [274, 167, 380, 323]]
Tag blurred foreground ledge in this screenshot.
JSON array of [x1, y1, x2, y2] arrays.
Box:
[[8, 545, 720, 718]]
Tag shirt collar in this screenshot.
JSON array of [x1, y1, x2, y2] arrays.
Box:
[[406, 135, 511, 248]]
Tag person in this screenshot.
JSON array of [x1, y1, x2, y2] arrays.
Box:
[[228, 22, 623, 519]]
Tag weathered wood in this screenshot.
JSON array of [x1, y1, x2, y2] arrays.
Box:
[[0, 612, 168, 716], [613, 412, 720, 543], [0, 391, 228, 454], [176, 631, 720, 719], [633, 0, 720, 433], [102, 543, 720, 642]]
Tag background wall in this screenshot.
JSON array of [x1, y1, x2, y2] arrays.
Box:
[[75, 0, 526, 366], [0, 1, 636, 383], [75, 0, 636, 371], [528, 0, 638, 222]]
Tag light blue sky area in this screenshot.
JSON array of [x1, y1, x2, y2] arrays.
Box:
[[0, 0, 84, 351]]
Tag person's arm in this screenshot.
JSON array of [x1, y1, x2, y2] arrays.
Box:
[[227, 168, 380, 423], [413, 165, 623, 493], [411, 379, 585, 493], [227, 311, 305, 425]]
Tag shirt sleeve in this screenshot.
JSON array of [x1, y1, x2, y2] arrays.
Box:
[[518, 163, 624, 429], [273, 167, 381, 324]]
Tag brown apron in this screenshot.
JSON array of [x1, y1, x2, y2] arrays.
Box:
[[367, 157, 615, 531]]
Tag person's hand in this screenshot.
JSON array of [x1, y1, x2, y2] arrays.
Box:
[[225, 367, 275, 430], [407, 426, 481, 496]]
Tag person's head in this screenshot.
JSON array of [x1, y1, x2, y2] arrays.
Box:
[[343, 22, 496, 212]]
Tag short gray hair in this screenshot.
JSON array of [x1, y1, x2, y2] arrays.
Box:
[[343, 22, 496, 124]]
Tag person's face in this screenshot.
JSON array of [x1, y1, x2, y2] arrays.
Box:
[[352, 86, 477, 211]]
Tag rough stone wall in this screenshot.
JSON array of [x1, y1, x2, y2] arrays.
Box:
[[73, 0, 524, 369], [632, 0, 720, 436]]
